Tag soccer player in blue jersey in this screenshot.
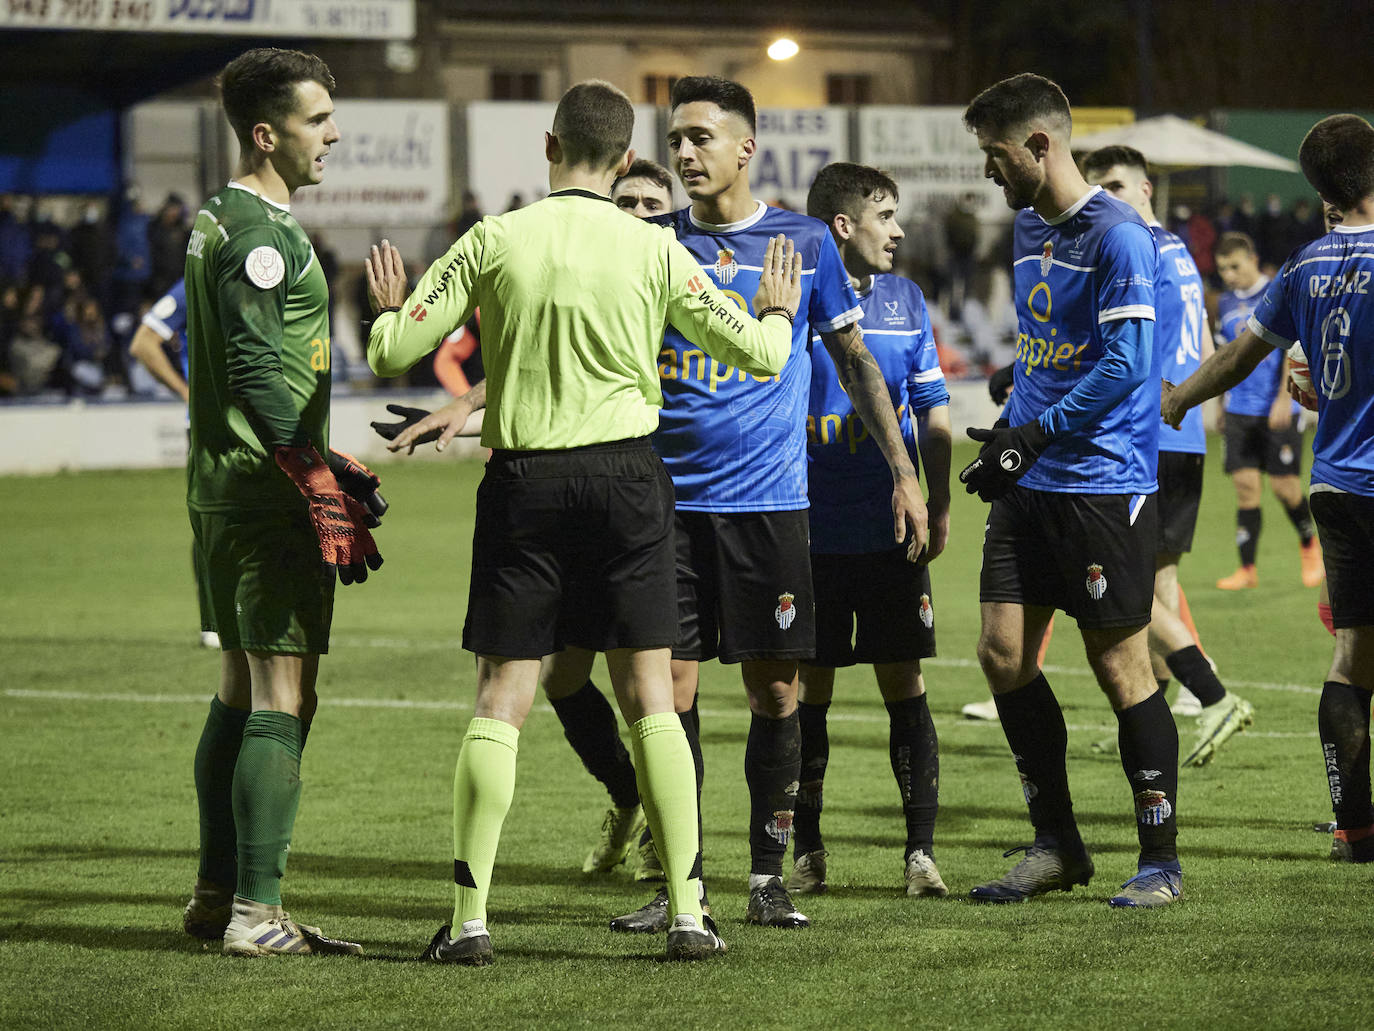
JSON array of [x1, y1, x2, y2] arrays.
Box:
[[1163, 114, 1374, 864], [1083, 146, 1255, 767], [784, 162, 952, 898], [129, 277, 191, 404], [1212, 231, 1324, 591], [610, 76, 928, 932], [959, 73, 1182, 908], [128, 277, 224, 651]]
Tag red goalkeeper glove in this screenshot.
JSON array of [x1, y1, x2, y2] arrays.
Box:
[[327, 447, 389, 527], [274, 445, 384, 585]]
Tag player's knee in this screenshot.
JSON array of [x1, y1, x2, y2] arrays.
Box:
[[976, 633, 1023, 690]]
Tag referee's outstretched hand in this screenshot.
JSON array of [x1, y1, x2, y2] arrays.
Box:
[[752, 234, 804, 320], [365, 240, 408, 313]]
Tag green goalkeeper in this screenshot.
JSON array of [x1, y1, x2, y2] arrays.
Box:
[[180, 47, 382, 958]]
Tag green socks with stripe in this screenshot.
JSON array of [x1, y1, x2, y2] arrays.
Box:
[[451, 717, 520, 929], [631, 713, 705, 925]]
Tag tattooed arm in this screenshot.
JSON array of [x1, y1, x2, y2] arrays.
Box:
[[819, 323, 929, 559]]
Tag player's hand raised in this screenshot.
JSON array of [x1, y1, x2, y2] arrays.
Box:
[[752, 234, 803, 322]]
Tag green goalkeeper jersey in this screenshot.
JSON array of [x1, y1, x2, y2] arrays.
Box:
[[185, 181, 331, 513]]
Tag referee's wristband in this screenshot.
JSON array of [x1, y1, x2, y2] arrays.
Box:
[[757, 305, 796, 325]]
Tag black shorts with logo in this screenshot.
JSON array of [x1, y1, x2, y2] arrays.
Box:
[[1311, 489, 1374, 629], [1157, 450, 1205, 555], [812, 546, 936, 667], [1223, 412, 1303, 476], [673, 508, 815, 664], [980, 485, 1157, 630], [463, 437, 677, 658]]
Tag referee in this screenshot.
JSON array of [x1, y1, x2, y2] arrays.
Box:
[[364, 79, 801, 965]]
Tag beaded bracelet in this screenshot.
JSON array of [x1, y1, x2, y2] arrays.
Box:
[[756, 305, 796, 324]]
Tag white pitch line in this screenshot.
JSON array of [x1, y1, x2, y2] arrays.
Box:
[[2, 688, 1318, 738]]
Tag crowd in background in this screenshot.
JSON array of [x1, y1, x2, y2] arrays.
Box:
[[0, 184, 1326, 402]]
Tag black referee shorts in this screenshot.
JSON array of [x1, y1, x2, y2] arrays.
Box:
[[1157, 450, 1205, 555], [980, 485, 1157, 630], [673, 508, 815, 664], [1311, 490, 1374, 629], [462, 437, 678, 658]]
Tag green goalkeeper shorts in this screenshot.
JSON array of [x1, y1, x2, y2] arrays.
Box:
[[189, 506, 334, 654]]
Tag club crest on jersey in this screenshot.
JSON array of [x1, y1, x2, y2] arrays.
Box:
[[1134, 789, 1172, 826], [1085, 563, 1108, 600], [919, 593, 934, 629], [1040, 241, 1054, 278], [715, 248, 739, 284], [776, 592, 796, 629]]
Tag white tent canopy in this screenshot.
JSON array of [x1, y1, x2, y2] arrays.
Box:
[[1072, 114, 1298, 171]]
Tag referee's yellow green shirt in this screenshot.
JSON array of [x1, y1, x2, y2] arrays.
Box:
[[367, 189, 791, 450]]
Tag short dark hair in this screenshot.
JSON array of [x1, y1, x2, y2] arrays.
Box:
[[1082, 144, 1149, 179], [219, 48, 335, 149], [963, 73, 1071, 140], [807, 162, 899, 224], [1215, 231, 1257, 259], [614, 158, 674, 194], [1299, 114, 1374, 211], [552, 80, 634, 170], [669, 75, 756, 134]]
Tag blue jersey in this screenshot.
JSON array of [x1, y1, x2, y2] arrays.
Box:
[[1250, 223, 1374, 497], [652, 202, 862, 511], [1152, 225, 1207, 455], [1217, 277, 1296, 417], [141, 277, 189, 378], [1004, 187, 1160, 494], [807, 274, 948, 554]]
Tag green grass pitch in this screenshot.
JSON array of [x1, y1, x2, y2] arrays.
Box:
[[3, 438, 1371, 1029]]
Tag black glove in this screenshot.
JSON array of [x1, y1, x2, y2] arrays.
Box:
[[326, 447, 388, 527], [988, 363, 1015, 406], [370, 404, 439, 446], [958, 420, 1051, 502]]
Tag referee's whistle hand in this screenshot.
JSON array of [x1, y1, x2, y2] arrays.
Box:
[[365, 240, 409, 314], [752, 234, 804, 317]]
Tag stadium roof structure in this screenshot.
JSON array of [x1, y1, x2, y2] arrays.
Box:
[[1071, 114, 1299, 172]]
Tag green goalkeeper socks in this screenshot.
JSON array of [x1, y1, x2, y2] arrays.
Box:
[[451, 717, 519, 929], [231, 710, 303, 906], [193, 696, 250, 890], [631, 713, 705, 925]]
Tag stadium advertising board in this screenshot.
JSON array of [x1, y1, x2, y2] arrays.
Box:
[[466, 102, 661, 217], [288, 100, 448, 227], [750, 108, 848, 210], [858, 106, 1005, 219], [0, 0, 414, 38]]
